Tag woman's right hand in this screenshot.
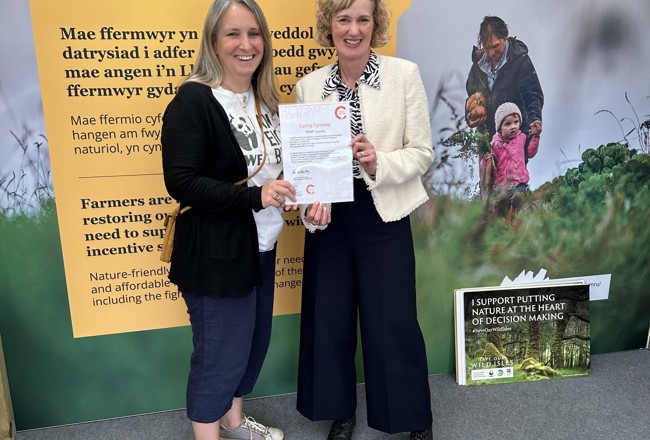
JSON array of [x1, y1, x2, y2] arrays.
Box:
[[262, 180, 297, 209], [305, 202, 330, 226], [467, 114, 487, 128], [529, 120, 543, 136]]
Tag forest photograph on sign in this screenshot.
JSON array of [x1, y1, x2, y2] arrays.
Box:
[[454, 283, 590, 386]]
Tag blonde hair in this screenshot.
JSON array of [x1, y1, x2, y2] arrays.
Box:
[[314, 0, 390, 48], [183, 0, 279, 114]]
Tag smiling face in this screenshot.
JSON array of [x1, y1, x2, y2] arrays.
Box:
[[214, 2, 264, 92], [331, 0, 374, 66]]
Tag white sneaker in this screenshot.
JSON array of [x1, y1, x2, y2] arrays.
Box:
[[220, 414, 284, 440]]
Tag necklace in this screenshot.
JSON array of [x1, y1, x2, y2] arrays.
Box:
[[236, 90, 249, 110], [231, 88, 261, 136], [221, 81, 251, 111]]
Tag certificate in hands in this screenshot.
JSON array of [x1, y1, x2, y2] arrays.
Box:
[[279, 102, 354, 204]]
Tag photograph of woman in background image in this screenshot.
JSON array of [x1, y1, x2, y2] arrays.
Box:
[[465, 15, 544, 139], [294, 0, 434, 439], [464, 15, 543, 220], [161, 0, 296, 439]]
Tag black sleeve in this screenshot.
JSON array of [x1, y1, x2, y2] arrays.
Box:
[[161, 84, 264, 214], [517, 56, 544, 124], [466, 64, 483, 96]]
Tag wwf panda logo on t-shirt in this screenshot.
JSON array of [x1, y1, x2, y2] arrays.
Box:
[[229, 115, 258, 152]]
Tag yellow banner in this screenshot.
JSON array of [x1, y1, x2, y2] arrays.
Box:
[[29, 0, 410, 337]]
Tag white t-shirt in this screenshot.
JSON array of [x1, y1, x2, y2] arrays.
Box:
[[212, 86, 284, 252]]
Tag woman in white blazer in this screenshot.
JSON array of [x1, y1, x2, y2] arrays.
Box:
[[295, 1, 434, 439]]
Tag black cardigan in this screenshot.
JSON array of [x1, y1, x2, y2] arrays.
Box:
[[161, 82, 264, 297]]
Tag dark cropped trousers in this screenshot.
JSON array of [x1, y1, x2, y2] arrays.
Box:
[[182, 249, 276, 423], [297, 178, 432, 433]]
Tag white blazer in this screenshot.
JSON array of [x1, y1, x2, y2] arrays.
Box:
[[296, 55, 434, 231]]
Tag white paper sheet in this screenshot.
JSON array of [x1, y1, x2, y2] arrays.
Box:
[[279, 102, 353, 204]]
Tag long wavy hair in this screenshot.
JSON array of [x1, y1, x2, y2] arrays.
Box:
[[183, 0, 279, 114]]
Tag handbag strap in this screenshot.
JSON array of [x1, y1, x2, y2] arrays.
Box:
[[234, 91, 267, 185]]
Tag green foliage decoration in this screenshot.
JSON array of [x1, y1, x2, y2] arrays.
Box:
[[442, 128, 492, 161], [553, 142, 649, 218]]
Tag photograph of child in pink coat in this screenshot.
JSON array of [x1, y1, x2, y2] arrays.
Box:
[[482, 102, 540, 223]]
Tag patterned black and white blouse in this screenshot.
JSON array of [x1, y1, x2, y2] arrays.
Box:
[[322, 51, 380, 178]]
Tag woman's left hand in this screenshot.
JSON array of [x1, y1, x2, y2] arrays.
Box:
[[351, 134, 377, 177]]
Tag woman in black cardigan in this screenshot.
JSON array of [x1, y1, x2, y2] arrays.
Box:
[[161, 1, 295, 439]]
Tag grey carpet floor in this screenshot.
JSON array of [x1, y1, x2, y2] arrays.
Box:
[[15, 349, 650, 440]]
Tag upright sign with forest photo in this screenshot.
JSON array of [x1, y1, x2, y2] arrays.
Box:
[[454, 282, 590, 385]]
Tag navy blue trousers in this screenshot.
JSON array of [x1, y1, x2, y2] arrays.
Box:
[[182, 249, 276, 423], [297, 179, 432, 433]]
